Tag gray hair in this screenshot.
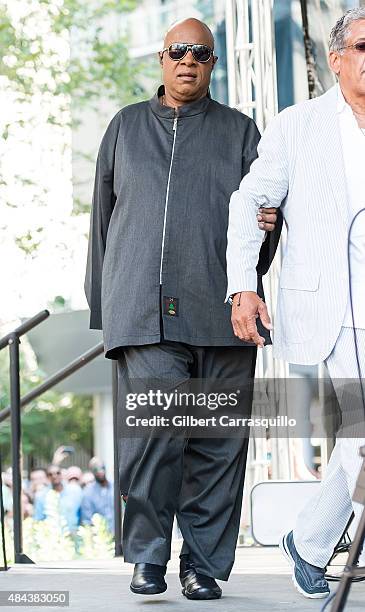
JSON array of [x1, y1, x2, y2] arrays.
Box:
[[329, 7, 365, 53]]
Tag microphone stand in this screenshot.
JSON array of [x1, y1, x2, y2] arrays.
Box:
[[329, 209, 365, 610], [330, 445, 365, 611]]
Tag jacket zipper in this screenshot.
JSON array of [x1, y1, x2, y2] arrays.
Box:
[[159, 111, 178, 284]]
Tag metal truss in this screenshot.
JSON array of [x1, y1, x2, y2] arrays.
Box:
[[225, 1, 293, 505], [225, 0, 278, 133]]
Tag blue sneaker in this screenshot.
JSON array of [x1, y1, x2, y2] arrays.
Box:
[[279, 531, 330, 599]]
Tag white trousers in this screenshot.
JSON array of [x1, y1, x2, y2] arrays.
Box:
[[293, 327, 365, 568]]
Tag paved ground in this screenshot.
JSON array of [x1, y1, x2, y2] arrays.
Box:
[[1, 547, 364, 612]]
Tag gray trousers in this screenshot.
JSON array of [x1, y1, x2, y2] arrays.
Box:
[[117, 340, 256, 581]]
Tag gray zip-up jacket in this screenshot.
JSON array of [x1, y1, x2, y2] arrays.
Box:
[[84, 85, 282, 359]]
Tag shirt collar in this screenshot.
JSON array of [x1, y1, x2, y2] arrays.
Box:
[[149, 84, 211, 119], [337, 83, 350, 115]]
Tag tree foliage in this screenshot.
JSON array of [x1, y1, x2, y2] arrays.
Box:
[[0, 0, 156, 289], [0, 346, 93, 467], [0, 0, 144, 126]]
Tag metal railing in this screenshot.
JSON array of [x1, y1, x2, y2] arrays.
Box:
[[0, 310, 122, 566]]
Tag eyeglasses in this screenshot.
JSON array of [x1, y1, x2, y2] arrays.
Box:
[[160, 43, 214, 63], [48, 470, 61, 476], [339, 41, 365, 53]]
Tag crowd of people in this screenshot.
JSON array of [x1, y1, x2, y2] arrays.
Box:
[[1, 452, 115, 535]]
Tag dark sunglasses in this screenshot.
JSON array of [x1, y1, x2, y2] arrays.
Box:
[[339, 41, 365, 53], [161, 43, 214, 63], [48, 470, 61, 476]]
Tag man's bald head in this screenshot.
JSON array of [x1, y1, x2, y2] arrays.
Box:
[[159, 17, 217, 107], [164, 18, 214, 49]]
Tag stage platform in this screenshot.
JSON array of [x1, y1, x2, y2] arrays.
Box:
[[1, 546, 364, 611]]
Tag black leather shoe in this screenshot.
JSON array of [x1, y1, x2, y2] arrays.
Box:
[[180, 555, 222, 600], [130, 563, 167, 595]]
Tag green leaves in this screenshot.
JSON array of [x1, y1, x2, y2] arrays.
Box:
[[1, 512, 115, 563], [0, 0, 142, 109], [0, 345, 93, 466], [0, 0, 150, 230]]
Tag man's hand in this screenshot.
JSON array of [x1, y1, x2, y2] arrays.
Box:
[[231, 291, 272, 348], [257, 207, 277, 232], [52, 445, 69, 466]]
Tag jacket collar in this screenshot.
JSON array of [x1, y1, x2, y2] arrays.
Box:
[[149, 84, 211, 118], [312, 84, 348, 230]]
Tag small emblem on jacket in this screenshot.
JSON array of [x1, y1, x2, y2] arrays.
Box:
[[163, 296, 179, 316]]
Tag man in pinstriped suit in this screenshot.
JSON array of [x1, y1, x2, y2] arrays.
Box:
[[226, 7, 365, 600]]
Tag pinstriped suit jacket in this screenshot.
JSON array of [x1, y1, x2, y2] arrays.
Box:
[[226, 85, 349, 365]]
